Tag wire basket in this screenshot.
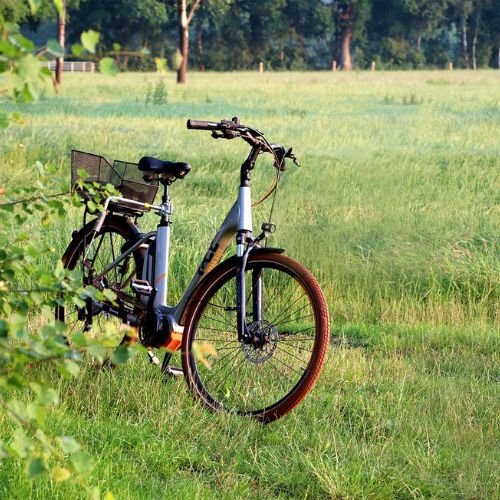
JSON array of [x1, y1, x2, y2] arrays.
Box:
[[71, 150, 159, 205]]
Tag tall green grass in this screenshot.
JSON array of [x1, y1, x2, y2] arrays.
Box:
[[1, 70, 498, 497], [2, 70, 498, 326]]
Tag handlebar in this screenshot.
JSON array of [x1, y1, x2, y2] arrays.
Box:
[[187, 117, 264, 138], [186, 117, 300, 169], [186, 119, 222, 131]]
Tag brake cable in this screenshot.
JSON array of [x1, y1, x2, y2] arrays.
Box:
[[250, 134, 282, 208], [267, 147, 291, 225]]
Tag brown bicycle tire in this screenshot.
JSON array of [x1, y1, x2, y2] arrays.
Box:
[[181, 252, 330, 423]]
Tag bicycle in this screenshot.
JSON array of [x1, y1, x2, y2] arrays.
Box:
[[56, 117, 330, 423]]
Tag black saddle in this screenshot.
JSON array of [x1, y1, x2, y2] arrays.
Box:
[[138, 156, 191, 180]]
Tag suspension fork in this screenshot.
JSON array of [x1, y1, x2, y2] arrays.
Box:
[[236, 237, 263, 341], [236, 142, 261, 341], [252, 268, 263, 322], [236, 232, 249, 341]]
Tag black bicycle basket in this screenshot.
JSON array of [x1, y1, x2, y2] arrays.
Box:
[[71, 150, 159, 204]]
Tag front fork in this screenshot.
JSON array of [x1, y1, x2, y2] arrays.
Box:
[[236, 232, 263, 341]]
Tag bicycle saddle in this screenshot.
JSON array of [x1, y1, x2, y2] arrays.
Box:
[[138, 157, 191, 180]]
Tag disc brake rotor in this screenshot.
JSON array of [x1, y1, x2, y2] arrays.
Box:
[[241, 320, 279, 364]]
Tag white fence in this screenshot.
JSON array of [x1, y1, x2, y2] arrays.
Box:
[[44, 61, 96, 72]]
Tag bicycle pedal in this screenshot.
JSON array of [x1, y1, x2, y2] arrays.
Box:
[[131, 279, 153, 295], [164, 366, 183, 378], [147, 350, 161, 365]]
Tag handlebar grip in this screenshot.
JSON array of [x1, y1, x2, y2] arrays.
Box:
[[186, 119, 220, 130]]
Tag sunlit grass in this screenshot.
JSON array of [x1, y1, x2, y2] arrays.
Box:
[[0, 70, 498, 497]]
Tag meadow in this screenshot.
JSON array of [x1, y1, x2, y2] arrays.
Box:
[[0, 70, 499, 498]]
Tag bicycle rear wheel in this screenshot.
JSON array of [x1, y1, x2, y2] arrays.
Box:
[[55, 215, 144, 347], [181, 252, 330, 423]]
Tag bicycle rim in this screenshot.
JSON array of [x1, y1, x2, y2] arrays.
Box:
[[182, 253, 329, 422]]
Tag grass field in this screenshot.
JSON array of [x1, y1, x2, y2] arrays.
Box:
[[1, 70, 499, 498]]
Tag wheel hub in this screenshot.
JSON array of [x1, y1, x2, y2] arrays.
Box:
[[241, 320, 279, 364]]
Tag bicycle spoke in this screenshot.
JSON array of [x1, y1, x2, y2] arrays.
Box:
[[275, 344, 308, 367], [201, 314, 236, 331], [270, 292, 307, 326], [273, 313, 314, 329], [202, 347, 241, 386]]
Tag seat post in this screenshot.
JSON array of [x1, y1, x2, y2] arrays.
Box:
[[158, 180, 172, 225], [153, 180, 173, 309], [161, 181, 170, 205]]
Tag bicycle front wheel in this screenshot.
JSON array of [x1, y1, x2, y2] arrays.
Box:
[[181, 252, 330, 423]]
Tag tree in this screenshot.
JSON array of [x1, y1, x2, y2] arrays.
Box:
[[176, 0, 202, 83], [0, 0, 30, 25], [332, 0, 371, 70], [450, 0, 473, 67], [401, 0, 451, 51], [482, 0, 500, 68], [68, 0, 168, 67], [55, 0, 66, 86]]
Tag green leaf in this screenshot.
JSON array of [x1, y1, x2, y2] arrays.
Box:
[[155, 58, 167, 74], [27, 403, 45, 425], [71, 451, 93, 474], [10, 111, 22, 123], [30, 383, 59, 405], [6, 373, 25, 389], [10, 428, 32, 458], [53, 0, 63, 16], [57, 436, 80, 454], [76, 168, 89, 179], [34, 429, 50, 450], [47, 39, 64, 57], [64, 359, 80, 378], [0, 40, 18, 57], [81, 30, 100, 54], [102, 288, 116, 302], [70, 332, 87, 347], [28, 0, 42, 15], [112, 43, 121, 52], [86, 199, 97, 212], [52, 466, 71, 482], [16, 35, 35, 52], [99, 57, 118, 76], [0, 319, 8, 337], [27, 456, 47, 478], [22, 83, 34, 103], [16, 54, 40, 81], [71, 43, 83, 57], [110, 344, 132, 365], [0, 112, 9, 129], [87, 343, 106, 363], [55, 260, 66, 280]]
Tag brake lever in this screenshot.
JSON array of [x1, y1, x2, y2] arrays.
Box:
[[211, 129, 239, 140], [286, 148, 300, 167]]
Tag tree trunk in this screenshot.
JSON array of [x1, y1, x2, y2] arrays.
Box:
[[472, 12, 480, 70], [177, 0, 189, 84], [462, 8, 469, 69], [472, 32, 477, 70], [197, 30, 204, 71], [55, 0, 66, 86], [340, 29, 352, 70], [417, 32, 422, 51]]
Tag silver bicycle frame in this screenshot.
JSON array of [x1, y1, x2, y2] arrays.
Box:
[[90, 185, 253, 327]]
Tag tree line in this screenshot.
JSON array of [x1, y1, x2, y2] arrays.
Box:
[[4, 0, 500, 83]]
